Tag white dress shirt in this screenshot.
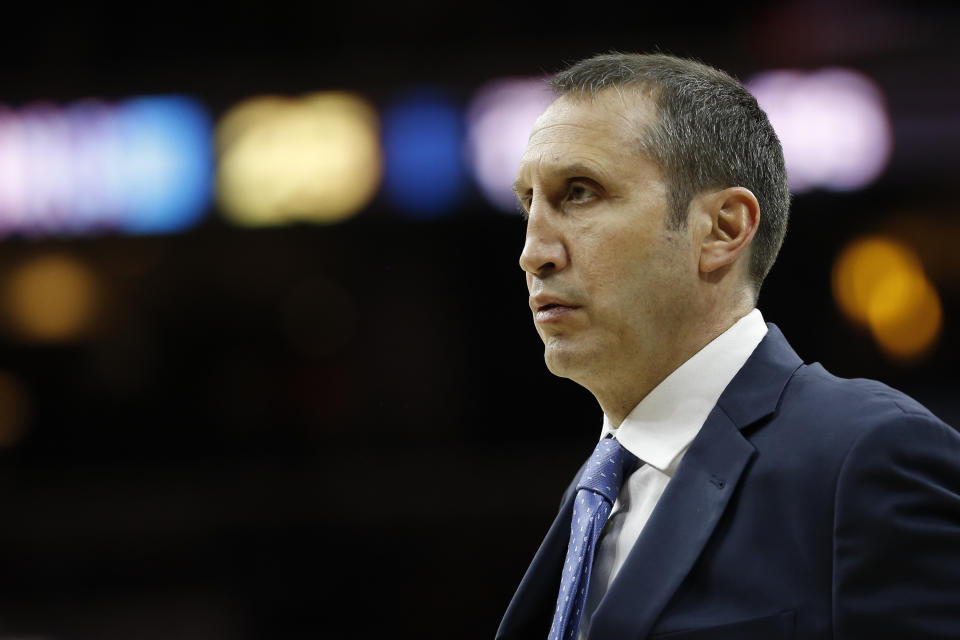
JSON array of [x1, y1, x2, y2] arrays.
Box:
[[577, 309, 768, 639]]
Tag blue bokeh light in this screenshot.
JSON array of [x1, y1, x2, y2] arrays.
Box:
[[115, 96, 215, 234], [382, 92, 465, 219]]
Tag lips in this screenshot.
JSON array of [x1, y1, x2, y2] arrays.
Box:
[[529, 295, 579, 313], [530, 295, 581, 323]]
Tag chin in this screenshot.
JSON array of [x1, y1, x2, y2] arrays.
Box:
[[543, 341, 589, 381]]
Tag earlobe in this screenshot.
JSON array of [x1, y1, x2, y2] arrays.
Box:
[[699, 187, 760, 275]]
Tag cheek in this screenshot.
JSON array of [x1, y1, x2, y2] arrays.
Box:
[[583, 242, 678, 317], [585, 239, 651, 293]]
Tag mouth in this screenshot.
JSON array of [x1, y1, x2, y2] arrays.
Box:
[[534, 302, 580, 323]]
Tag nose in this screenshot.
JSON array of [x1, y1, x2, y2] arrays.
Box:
[[518, 203, 568, 278]]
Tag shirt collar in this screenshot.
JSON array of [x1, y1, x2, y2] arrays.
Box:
[[602, 309, 768, 475]]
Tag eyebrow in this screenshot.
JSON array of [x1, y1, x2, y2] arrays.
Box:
[[513, 162, 609, 197]]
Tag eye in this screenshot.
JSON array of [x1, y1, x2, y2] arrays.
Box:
[[568, 182, 597, 203]]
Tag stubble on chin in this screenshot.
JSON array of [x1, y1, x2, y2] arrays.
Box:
[[541, 336, 565, 377], [542, 334, 588, 381]]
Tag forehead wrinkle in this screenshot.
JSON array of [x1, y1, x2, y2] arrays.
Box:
[[528, 119, 628, 145], [527, 119, 642, 165], [539, 159, 611, 183], [524, 121, 634, 159], [519, 136, 629, 181]]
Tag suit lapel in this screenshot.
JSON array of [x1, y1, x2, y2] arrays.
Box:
[[587, 324, 803, 640], [586, 405, 754, 639]]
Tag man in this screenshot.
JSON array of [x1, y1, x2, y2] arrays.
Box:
[[497, 53, 960, 640]]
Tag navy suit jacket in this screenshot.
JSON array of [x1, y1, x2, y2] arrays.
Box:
[[497, 325, 960, 639]]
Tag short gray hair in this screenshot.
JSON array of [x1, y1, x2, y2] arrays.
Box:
[[550, 52, 790, 294]]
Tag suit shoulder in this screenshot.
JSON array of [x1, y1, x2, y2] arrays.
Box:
[[773, 362, 956, 449], [789, 362, 943, 419]]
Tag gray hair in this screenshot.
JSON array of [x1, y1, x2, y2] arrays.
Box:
[[550, 52, 790, 294]]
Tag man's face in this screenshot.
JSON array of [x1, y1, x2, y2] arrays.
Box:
[[514, 89, 701, 388]]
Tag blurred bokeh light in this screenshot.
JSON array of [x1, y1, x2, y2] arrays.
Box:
[[113, 97, 215, 234], [216, 92, 381, 226], [382, 91, 466, 219], [748, 68, 892, 193], [0, 96, 213, 236], [466, 78, 554, 212], [832, 235, 942, 361], [2, 253, 101, 343]]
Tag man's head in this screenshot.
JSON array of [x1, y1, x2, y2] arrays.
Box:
[[549, 52, 790, 291], [514, 53, 789, 422]]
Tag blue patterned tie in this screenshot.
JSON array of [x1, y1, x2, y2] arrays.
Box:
[[549, 436, 638, 640]]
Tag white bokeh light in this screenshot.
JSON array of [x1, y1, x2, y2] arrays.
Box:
[[748, 68, 892, 193], [466, 78, 555, 212]]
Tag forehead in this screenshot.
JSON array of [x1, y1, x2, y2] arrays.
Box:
[[516, 88, 656, 182]]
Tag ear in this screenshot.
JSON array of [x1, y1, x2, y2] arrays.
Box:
[[698, 186, 760, 275]]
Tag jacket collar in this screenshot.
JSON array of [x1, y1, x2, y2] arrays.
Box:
[[586, 324, 802, 639]]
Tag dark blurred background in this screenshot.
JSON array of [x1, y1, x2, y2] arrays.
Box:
[[0, 1, 958, 637]]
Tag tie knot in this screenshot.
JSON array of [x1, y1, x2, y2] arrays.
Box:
[[576, 436, 638, 503]]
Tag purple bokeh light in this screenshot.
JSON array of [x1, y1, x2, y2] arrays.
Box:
[[466, 78, 555, 212], [748, 68, 892, 193]]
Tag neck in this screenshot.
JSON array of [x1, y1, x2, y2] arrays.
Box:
[[591, 303, 754, 427]]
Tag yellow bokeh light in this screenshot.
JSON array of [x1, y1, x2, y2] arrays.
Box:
[[867, 269, 942, 361], [831, 236, 923, 325], [216, 92, 381, 226], [2, 254, 101, 342], [832, 235, 942, 361]]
